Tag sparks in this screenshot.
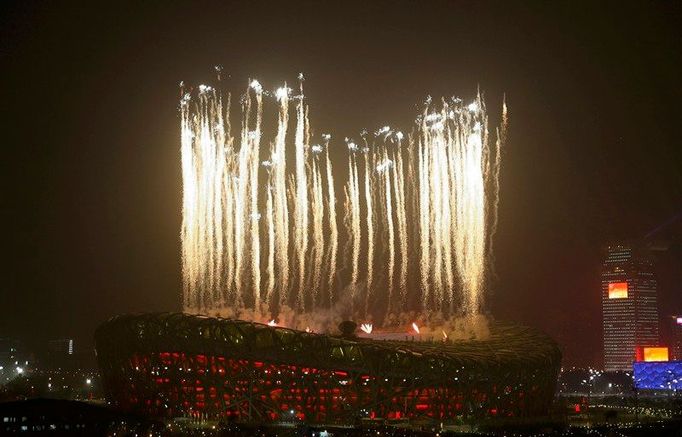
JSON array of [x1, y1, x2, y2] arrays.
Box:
[[250, 79, 263, 93], [375, 159, 393, 173], [275, 87, 289, 101], [360, 323, 373, 334], [412, 322, 420, 334], [180, 78, 505, 322]]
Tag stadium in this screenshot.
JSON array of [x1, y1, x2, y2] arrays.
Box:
[[95, 313, 561, 424]]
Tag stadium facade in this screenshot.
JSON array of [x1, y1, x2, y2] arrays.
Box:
[[95, 313, 561, 424], [634, 361, 682, 391]]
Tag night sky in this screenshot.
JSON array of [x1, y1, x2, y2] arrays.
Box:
[[2, 1, 681, 366]]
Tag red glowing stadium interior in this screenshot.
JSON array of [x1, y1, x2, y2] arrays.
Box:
[[119, 351, 536, 422]]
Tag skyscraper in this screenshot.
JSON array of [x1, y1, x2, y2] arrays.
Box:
[[671, 316, 682, 361], [601, 243, 659, 371]]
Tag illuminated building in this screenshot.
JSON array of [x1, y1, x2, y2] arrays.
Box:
[[95, 313, 561, 424], [601, 243, 659, 371], [48, 339, 74, 355], [45, 338, 80, 371], [634, 361, 682, 390], [671, 316, 682, 360]]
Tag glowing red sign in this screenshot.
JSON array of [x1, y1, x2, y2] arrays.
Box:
[[608, 282, 628, 299]]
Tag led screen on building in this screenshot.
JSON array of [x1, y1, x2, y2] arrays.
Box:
[[608, 282, 628, 299], [643, 347, 669, 362]]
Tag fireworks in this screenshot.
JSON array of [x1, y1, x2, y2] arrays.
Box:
[[180, 77, 505, 324]]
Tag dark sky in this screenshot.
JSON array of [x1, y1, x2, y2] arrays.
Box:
[[2, 1, 681, 366]]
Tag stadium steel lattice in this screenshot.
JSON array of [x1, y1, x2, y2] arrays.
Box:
[[95, 313, 561, 424]]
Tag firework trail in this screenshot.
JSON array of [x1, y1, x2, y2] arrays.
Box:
[[417, 112, 432, 309], [180, 90, 195, 308], [273, 87, 290, 307], [309, 146, 325, 306], [265, 183, 275, 303], [344, 141, 362, 305], [180, 77, 504, 322], [324, 137, 338, 305], [392, 142, 409, 306], [379, 153, 395, 309], [363, 149, 374, 314], [249, 83, 263, 305], [294, 81, 308, 309], [487, 99, 507, 278]]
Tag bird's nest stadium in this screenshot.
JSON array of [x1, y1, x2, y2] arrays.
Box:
[[95, 313, 561, 424]]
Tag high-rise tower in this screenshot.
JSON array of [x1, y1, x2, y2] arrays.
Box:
[[601, 243, 659, 371], [670, 316, 682, 361]]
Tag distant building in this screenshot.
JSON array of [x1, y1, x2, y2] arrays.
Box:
[[48, 339, 74, 355], [43, 339, 78, 371], [41, 339, 96, 371], [671, 316, 682, 361], [601, 243, 659, 371]]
